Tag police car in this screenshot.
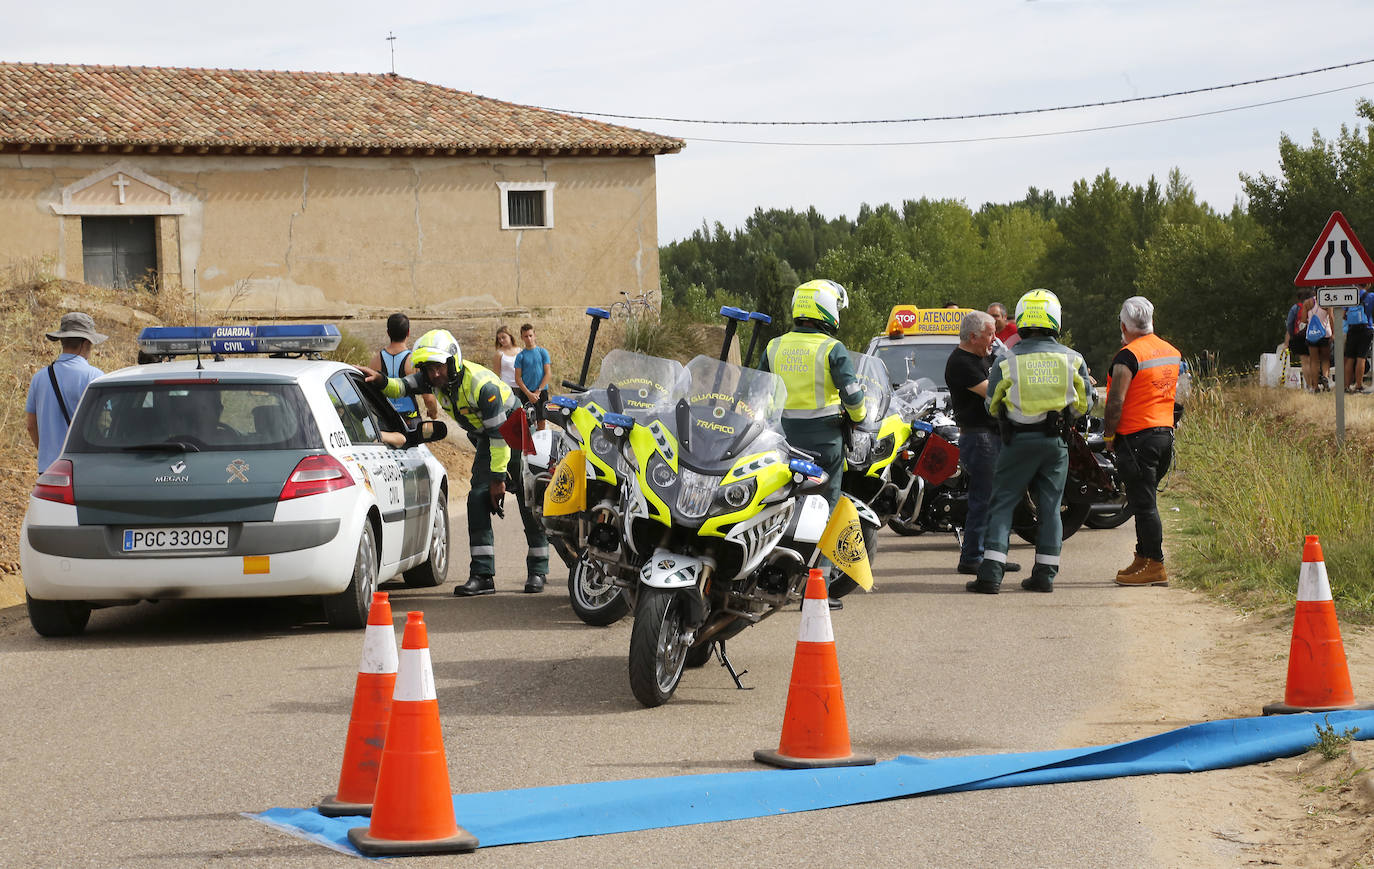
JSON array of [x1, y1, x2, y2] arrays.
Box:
[[865, 305, 972, 395], [20, 325, 451, 636]]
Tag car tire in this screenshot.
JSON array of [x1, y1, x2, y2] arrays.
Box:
[[26, 593, 92, 637], [403, 493, 450, 588], [324, 520, 377, 629]]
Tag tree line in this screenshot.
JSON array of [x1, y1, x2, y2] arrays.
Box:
[[660, 98, 1374, 377]]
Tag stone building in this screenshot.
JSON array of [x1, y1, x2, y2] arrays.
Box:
[[0, 62, 683, 313]]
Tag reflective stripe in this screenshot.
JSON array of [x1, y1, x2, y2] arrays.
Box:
[[1138, 355, 1182, 370], [982, 549, 1007, 563], [1297, 558, 1333, 602], [810, 341, 830, 410], [1034, 553, 1061, 565], [798, 596, 835, 643], [782, 407, 843, 420], [471, 545, 496, 556], [999, 345, 1086, 424], [358, 623, 398, 675], [528, 546, 549, 557], [393, 647, 437, 702]]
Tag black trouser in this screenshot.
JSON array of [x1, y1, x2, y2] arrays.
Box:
[[1114, 427, 1173, 562]]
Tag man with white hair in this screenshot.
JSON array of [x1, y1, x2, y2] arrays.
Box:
[[1104, 296, 1181, 587]]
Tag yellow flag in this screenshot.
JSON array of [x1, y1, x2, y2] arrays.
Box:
[[818, 497, 873, 591], [543, 449, 587, 516]]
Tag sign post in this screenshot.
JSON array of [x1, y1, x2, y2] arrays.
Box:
[[1295, 212, 1374, 445]]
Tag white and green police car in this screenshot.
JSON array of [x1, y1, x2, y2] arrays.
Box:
[[20, 325, 451, 636]]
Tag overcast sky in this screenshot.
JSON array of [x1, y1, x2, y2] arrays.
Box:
[[6, 1, 1373, 243]]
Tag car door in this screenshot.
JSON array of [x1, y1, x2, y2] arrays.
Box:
[[326, 373, 411, 572], [342, 372, 432, 565]]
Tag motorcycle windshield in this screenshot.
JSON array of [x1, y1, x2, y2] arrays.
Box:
[[892, 377, 941, 420], [677, 355, 787, 464], [847, 352, 893, 427], [591, 350, 689, 418]]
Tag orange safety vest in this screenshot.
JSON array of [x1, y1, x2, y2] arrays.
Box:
[[1109, 333, 1181, 435]]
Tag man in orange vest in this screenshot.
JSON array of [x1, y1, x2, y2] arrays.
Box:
[[1104, 296, 1181, 587]]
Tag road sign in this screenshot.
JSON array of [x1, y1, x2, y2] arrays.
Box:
[[1295, 211, 1374, 286], [1318, 286, 1360, 307]]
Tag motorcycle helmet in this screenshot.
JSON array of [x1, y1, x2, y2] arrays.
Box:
[[411, 329, 462, 383], [1014, 289, 1062, 333], [791, 280, 845, 332]]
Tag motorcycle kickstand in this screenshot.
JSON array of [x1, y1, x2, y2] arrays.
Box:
[[715, 641, 751, 690], [951, 526, 963, 548]]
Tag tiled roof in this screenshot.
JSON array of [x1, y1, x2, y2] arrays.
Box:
[[0, 62, 684, 157]]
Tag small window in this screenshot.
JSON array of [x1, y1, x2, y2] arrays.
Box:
[[498, 182, 555, 230], [327, 374, 380, 445]]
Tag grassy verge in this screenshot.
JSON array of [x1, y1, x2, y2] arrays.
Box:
[[1168, 381, 1374, 621]]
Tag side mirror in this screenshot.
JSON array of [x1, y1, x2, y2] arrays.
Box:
[[413, 419, 448, 444]]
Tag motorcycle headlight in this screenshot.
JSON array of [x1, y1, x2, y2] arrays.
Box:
[[871, 433, 895, 463], [590, 427, 614, 458], [718, 479, 757, 510], [676, 468, 722, 519], [650, 459, 677, 489], [846, 431, 873, 464]]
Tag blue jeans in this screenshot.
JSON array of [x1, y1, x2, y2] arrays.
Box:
[[958, 429, 1001, 567]]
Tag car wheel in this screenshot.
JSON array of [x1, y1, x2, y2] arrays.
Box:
[[403, 493, 450, 588], [26, 594, 92, 637], [325, 520, 377, 629]]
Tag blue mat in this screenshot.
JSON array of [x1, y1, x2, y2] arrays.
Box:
[[248, 711, 1374, 857]]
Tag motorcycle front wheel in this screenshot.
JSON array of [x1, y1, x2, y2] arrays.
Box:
[[1011, 493, 1092, 544], [628, 587, 690, 707], [1085, 500, 1134, 530], [568, 552, 630, 627]]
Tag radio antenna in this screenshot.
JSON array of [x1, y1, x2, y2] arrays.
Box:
[[387, 32, 397, 75], [193, 268, 203, 370]]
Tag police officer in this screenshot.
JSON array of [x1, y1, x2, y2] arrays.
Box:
[[760, 279, 866, 608], [969, 289, 1094, 595], [364, 329, 549, 596]]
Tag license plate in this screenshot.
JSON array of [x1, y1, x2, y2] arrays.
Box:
[[122, 527, 230, 552]]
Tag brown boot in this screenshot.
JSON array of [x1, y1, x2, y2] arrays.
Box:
[[1115, 553, 1148, 580], [1115, 559, 1167, 586]]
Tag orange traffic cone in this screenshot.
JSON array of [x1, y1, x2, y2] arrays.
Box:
[[1263, 535, 1374, 715], [318, 592, 398, 817], [347, 612, 478, 855], [755, 569, 875, 769]]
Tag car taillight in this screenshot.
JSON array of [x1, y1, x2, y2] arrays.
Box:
[[279, 455, 355, 501], [33, 459, 75, 505]]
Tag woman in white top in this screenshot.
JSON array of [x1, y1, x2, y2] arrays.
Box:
[[494, 325, 520, 389]]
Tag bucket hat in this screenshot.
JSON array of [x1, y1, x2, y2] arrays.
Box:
[[45, 312, 108, 345]]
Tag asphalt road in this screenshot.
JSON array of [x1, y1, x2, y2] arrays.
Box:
[[0, 508, 1156, 868]]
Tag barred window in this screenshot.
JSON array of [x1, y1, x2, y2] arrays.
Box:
[[498, 182, 555, 230], [508, 190, 545, 227]]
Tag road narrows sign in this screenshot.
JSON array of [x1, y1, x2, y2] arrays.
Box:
[[1295, 211, 1374, 286]]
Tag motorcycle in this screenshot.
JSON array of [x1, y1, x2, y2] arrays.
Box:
[[605, 355, 845, 707]]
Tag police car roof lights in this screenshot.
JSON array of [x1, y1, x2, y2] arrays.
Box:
[[138, 324, 342, 357]]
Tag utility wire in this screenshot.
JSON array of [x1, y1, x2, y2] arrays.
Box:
[[678, 80, 1374, 147], [534, 58, 1374, 126]]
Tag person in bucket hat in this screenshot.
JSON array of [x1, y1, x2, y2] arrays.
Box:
[[26, 312, 107, 472]]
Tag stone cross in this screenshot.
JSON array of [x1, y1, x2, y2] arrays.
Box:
[[112, 173, 129, 205]]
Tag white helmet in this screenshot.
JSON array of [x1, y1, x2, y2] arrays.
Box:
[[792, 279, 846, 332]]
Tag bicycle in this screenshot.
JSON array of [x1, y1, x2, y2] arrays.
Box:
[[609, 289, 658, 319]]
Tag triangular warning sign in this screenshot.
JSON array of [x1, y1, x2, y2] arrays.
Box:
[[1295, 211, 1374, 286]]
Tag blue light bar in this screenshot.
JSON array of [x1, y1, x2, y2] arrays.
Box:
[[602, 412, 635, 432], [789, 458, 824, 478], [138, 325, 341, 356], [719, 306, 749, 321], [749, 311, 773, 324], [549, 395, 578, 410], [586, 307, 611, 319], [912, 420, 934, 433]]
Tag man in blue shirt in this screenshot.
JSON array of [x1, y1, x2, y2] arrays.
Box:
[[26, 312, 106, 472], [514, 322, 552, 431]]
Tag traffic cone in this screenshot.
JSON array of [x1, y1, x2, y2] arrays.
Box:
[[347, 612, 478, 856], [1263, 535, 1374, 715], [754, 569, 875, 769], [318, 592, 397, 817]]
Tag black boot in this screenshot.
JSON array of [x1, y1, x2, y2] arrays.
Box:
[[455, 575, 495, 596], [965, 559, 1003, 594], [524, 574, 546, 594], [1020, 565, 1055, 593]]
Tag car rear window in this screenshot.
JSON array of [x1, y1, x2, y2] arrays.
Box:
[[66, 382, 323, 452], [874, 341, 957, 387]]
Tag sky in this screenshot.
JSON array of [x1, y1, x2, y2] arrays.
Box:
[[6, 1, 1374, 243]]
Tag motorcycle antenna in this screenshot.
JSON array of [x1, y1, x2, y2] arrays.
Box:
[[744, 311, 772, 368], [718, 306, 749, 362], [564, 306, 610, 392]]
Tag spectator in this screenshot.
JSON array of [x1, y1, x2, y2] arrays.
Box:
[[987, 302, 1019, 349], [1343, 287, 1373, 393], [945, 310, 1020, 577], [1286, 289, 1313, 389], [514, 323, 552, 432], [1105, 296, 1181, 588], [26, 312, 107, 473], [493, 326, 520, 391], [369, 313, 438, 422], [1306, 298, 1335, 392]]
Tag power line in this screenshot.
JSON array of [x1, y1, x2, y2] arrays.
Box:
[[533, 58, 1374, 127], [677, 80, 1374, 147]]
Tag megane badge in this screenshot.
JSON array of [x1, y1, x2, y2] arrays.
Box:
[[170, 461, 186, 474], [658, 559, 676, 570], [226, 459, 250, 483]]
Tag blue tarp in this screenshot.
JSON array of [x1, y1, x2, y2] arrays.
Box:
[[248, 711, 1374, 857]]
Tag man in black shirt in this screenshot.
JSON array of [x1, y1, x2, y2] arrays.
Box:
[[944, 310, 1021, 576]]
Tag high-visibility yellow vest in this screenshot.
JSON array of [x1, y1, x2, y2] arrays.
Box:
[[988, 342, 1091, 424], [766, 331, 842, 420], [385, 360, 517, 472]]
